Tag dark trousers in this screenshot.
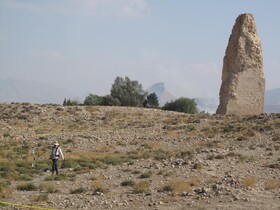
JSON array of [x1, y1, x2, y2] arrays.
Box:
[[52, 159, 58, 175]]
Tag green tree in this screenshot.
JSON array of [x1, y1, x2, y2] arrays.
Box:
[[63, 98, 79, 106], [63, 98, 67, 106], [145, 93, 159, 108], [102, 95, 121, 106], [84, 94, 104, 106], [110, 76, 147, 107], [162, 97, 198, 114]]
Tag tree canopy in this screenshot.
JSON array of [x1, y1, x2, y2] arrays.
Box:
[[162, 97, 198, 114], [84, 94, 104, 106], [110, 76, 147, 107], [144, 93, 159, 108]]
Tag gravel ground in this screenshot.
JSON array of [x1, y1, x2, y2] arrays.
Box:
[[0, 103, 279, 210]]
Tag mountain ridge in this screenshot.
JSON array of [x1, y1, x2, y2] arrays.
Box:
[[146, 82, 175, 106], [0, 78, 75, 104], [1, 78, 280, 113]]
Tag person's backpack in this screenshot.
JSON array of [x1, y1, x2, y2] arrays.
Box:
[[50, 146, 59, 159]]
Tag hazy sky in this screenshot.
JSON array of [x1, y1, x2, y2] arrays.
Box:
[[0, 0, 279, 99]]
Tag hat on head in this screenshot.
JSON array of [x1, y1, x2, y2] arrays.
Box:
[[53, 141, 59, 146]]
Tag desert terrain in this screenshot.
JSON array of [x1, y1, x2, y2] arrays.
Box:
[[0, 103, 279, 209]]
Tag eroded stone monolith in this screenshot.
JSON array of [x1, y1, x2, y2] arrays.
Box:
[[216, 13, 265, 115]]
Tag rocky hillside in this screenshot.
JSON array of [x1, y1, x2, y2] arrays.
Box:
[[0, 103, 280, 209]]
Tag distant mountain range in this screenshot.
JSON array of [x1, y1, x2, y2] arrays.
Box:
[[265, 88, 280, 105], [146, 82, 176, 107], [0, 78, 279, 113], [193, 88, 280, 114], [147, 83, 280, 114], [194, 98, 219, 114], [0, 78, 75, 104], [146, 82, 217, 113], [265, 88, 280, 113]]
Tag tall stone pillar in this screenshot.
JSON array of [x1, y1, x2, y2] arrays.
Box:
[[216, 13, 265, 115]]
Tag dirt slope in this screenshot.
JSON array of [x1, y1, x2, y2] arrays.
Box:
[[0, 103, 279, 209]]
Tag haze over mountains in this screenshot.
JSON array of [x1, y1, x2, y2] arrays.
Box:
[[146, 82, 175, 107], [146, 82, 219, 113], [0, 78, 74, 104], [0, 78, 279, 113], [265, 88, 280, 113]]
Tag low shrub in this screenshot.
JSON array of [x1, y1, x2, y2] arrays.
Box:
[[153, 149, 172, 161], [132, 181, 150, 194], [160, 180, 192, 193], [177, 150, 193, 158], [139, 172, 152, 179], [121, 180, 135, 187], [39, 183, 58, 193], [33, 194, 48, 202], [101, 155, 127, 166], [161, 185, 173, 192], [70, 187, 87, 194], [3, 133, 11, 138], [0, 181, 13, 198], [162, 97, 198, 114], [16, 182, 37, 191], [193, 163, 203, 169], [19, 174, 33, 181], [0, 180, 11, 189], [0, 187, 13, 199], [44, 174, 65, 181], [92, 180, 108, 195], [131, 170, 141, 175], [188, 177, 201, 187], [0, 162, 12, 178]]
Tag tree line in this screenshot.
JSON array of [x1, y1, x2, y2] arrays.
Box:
[[63, 76, 198, 114]]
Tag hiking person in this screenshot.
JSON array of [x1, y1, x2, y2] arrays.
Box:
[[50, 141, 64, 175]]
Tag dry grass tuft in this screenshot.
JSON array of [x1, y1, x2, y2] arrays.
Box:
[[132, 181, 150, 194], [16, 182, 38, 191], [85, 106, 100, 113], [0, 188, 13, 199], [161, 179, 192, 193], [264, 179, 279, 190], [92, 179, 108, 194], [32, 193, 48, 202], [70, 187, 87, 194], [242, 176, 257, 188], [188, 177, 202, 187], [193, 163, 203, 170], [149, 141, 165, 151], [39, 182, 58, 193]]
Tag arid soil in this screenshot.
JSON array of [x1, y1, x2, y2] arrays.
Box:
[[0, 103, 280, 210]]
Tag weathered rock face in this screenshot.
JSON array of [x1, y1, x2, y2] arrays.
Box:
[[216, 13, 265, 115]]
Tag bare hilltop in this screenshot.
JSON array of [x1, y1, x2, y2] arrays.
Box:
[[0, 103, 280, 209]]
